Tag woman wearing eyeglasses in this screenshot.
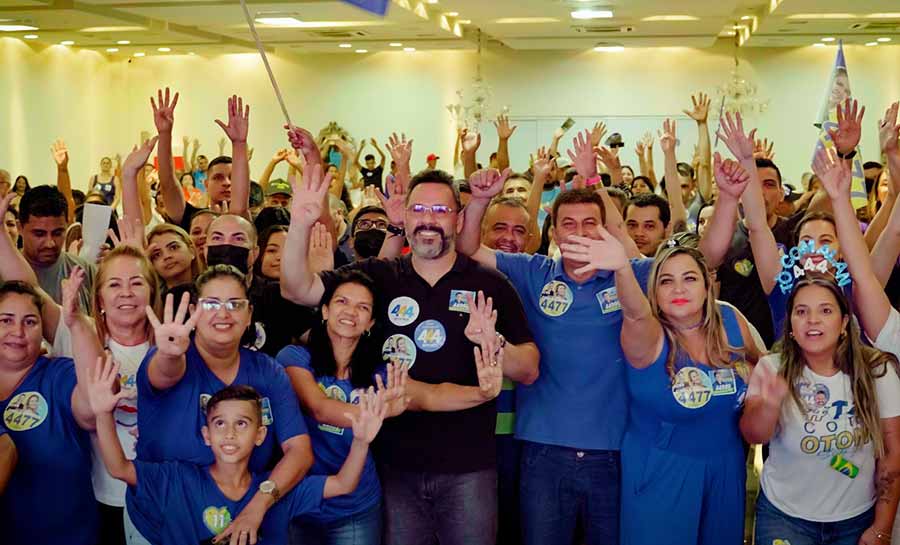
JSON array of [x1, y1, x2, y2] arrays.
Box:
[[128, 264, 313, 544]]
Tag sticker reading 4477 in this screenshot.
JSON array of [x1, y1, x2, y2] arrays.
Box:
[[4, 391, 48, 431], [672, 367, 712, 409], [539, 281, 572, 317]]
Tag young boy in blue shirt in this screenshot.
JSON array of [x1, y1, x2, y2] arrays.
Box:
[[87, 355, 386, 545]]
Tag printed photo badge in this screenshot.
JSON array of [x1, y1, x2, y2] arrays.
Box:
[[776, 240, 850, 294]]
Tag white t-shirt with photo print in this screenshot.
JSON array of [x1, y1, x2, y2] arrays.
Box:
[[751, 353, 900, 522]]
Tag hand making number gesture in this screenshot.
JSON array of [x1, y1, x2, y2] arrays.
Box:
[[145, 292, 199, 359]]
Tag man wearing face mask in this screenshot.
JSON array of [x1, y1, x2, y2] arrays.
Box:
[[205, 213, 315, 356], [349, 206, 389, 260]]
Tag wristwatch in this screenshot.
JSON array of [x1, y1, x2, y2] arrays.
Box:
[[386, 224, 405, 237], [494, 333, 507, 357], [259, 480, 281, 501]]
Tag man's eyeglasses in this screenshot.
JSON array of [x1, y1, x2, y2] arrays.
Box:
[[407, 204, 455, 217], [198, 298, 250, 312], [355, 219, 389, 232]]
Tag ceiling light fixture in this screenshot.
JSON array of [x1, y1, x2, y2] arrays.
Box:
[[0, 24, 39, 32], [254, 16, 303, 26], [23, 34, 38, 39], [117, 40, 130, 45], [339, 43, 352, 48], [821, 37, 836, 42], [641, 15, 698, 22], [866, 13, 900, 19], [812, 43, 826, 47], [157, 47, 170, 52], [786, 13, 856, 20], [593, 44, 624, 52], [877, 37, 891, 42], [740, 15, 753, 20], [355, 49, 368, 53], [134, 52, 145, 57], [403, 47, 416, 52], [865, 42, 878, 46], [79, 26, 145, 32], [458, 19, 471, 24], [60, 40, 74, 45], [571, 9, 614, 20], [446, 11, 458, 17], [389, 42, 403, 47], [106, 48, 119, 52]]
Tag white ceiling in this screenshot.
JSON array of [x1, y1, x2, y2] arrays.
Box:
[[0, 0, 897, 57]]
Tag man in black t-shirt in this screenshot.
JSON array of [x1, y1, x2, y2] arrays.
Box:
[[356, 138, 386, 189]]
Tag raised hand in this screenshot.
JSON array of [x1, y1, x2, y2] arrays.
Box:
[[828, 98, 864, 155], [658, 118, 677, 155], [345, 387, 387, 444], [468, 168, 511, 202], [683, 92, 711, 123], [464, 291, 498, 361], [597, 145, 621, 172], [716, 111, 756, 162], [122, 137, 159, 176], [493, 114, 517, 140], [531, 146, 553, 181], [307, 222, 334, 274], [566, 129, 598, 179], [145, 292, 199, 359], [590, 121, 608, 148], [713, 152, 752, 200], [559, 230, 629, 275], [752, 363, 788, 411], [87, 354, 132, 416], [474, 345, 503, 400], [108, 216, 147, 251], [285, 149, 305, 171], [217, 137, 227, 156], [879, 102, 900, 153], [61, 266, 87, 327], [51, 139, 69, 168], [386, 132, 413, 169], [271, 148, 290, 164], [290, 164, 331, 228], [285, 125, 322, 168], [332, 137, 355, 159], [375, 363, 410, 417], [150, 88, 179, 134], [461, 129, 481, 155], [753, 136, 775, 161], [214, 95, 249, 144], [641, 132, 655, 149], [812, 146, 852, 201], [375, 179, 406, 228]]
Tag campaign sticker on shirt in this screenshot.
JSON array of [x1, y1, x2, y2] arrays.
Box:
[[596, 287, 622, 314], [383, 334, 417, 369], [199, 394, 212, 412], [260, 397, 274, 426], [539, 281, 573, 317], [202, 506, 232, 535], [321, 383, 348, 403], [3, 392, 48, 431], [449, 290, 475, 313], [672, 367, 713, 409], [798, 380, 831, 411], [709, 368, 737, 396], [252, 321, 267, 351], [388, 296, 420, 327], [733, 259, 754, 277], [414, 320, 446, 352]]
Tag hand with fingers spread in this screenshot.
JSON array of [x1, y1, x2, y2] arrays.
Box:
[[308, 222, 334, 274], [716, 111, 756, 162], [464, 291, 499, 362], [468, 168, 512, 203], [122, 137, 159, 177], [474, 346, 503, 401], [461, 130, 481, 155], [879, 102, 900, 153], [812, 146, 852, 201], [87, 355, 133, 417], [753, 136, 775, 161], [215, 95, 249, 144], [828, 98, 865, 155], [683, 92, 711, 123], [493, 114, 517, 140], [713, 152, 752, 200], [51, 139, 69, 168], [345, 388, 388, 444], [590, 121, 608, 148], [375, 363, 410, 417], [61, 266, 87, 327], [150, 88, 179, 134], [559, 229, 629, 275], [597, 145, 621, 172], [285, 125, 322, 168], [658, 119, 677, 155], [108, 216, 147, 251], [386, 133, 414, 169], [531, 147, 554, 181], [375, 179, 406, 228], [146, 292, 199, 359], [567, 129, 598, 179], [290, 164, 332, 228]]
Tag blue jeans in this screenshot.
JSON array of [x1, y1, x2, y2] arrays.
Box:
[[289, 501, 382, 545], [496, 435, 522, 545], [520, 442, 620, 545], [380, 465, 497, 545], [755, 490, 874, 545]]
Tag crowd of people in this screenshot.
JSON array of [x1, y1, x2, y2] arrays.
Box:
[[1, 84, 900, 545]]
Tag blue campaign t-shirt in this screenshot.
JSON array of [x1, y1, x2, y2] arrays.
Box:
[[132, 461, 325, 545], [496, 253, 653, 450], [1, 357, 98, 545], [130, 340, 307, 540], [276, 345, 381, 523]]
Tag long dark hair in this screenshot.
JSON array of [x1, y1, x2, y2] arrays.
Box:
[[308, 270, 381, 389]]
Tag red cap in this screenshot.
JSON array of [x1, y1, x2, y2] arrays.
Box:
[[427, 153, 439, 162]]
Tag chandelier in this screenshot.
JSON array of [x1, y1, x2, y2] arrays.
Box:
[[715, 33, 769, 117], [447, 30, 493, 129]]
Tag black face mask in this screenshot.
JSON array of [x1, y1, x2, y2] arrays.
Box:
[[353, 229, 386, 259], [206, 244, 251, 274]]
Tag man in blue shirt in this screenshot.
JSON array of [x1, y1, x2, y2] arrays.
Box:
[[459, 167, 652, 545]]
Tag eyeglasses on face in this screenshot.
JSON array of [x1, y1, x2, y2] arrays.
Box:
[[197, 298, 250, 312], [356, 219, 389, 232], [406, 203, 455, 217]]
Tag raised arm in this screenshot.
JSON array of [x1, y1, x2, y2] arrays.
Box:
[[740, 360, 788, 444], [63, 268, 104, 430], [493, 115, 517, 172], [51, 140, 76, 224], [590, 144, 640, 258], [461, 129, 481, 179], [524, 148, 553, 253], [684, 93, 713, 201], [280, 160, 331, 306], [659, 119, 688, 233], [259, 149, 289, 191], [455, 168, 509, 265], [144, 292, 199, 391], [121, 137, 159, 226], [372, 138, 386, 169], [866, 102, 900, 253], [215, 95, 251, 220], [324, 390, 386, 498], [151, 88, 186, 223], [86, 355, 137, 486]]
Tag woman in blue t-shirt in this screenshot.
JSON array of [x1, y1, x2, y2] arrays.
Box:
[[278, 270, 410, 545]]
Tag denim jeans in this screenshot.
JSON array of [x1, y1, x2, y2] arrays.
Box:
[[289, 501, 382, 545], [755, 490, 874, 545], [496, 435, 522, 545], [519, 442, 620, 545], [380, 465, 497, 545]]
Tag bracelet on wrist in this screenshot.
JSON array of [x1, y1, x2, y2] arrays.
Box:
[[386, 224, 405, 237]]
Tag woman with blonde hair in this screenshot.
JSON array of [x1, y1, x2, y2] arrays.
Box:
[[147, 223, 199, 295], [560, 228, 761, 545]]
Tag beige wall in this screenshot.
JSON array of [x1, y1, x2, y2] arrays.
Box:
[[2, 38, 899, 191]]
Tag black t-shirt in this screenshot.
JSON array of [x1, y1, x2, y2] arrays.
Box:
[[319, 254, 535, 473], [716, 215, 798, 346], [176, 203, 205, 233], [248, 276, 317, 357], [360, 166, 384, 188]]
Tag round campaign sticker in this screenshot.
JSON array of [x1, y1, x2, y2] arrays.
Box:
[[539, 281, 573, 317], [383, 334, 417, 369], [671, 367, 713, 409], [3, 391, 49, 431], [388, 296, 420, 327], [323, 384, 347, 403], [414, 319, 447, 352]]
